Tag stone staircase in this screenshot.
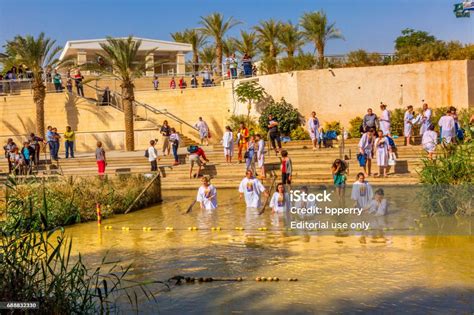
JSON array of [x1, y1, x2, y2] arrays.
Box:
[[1, 138, 425, 190]]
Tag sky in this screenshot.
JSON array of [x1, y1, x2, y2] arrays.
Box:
[[0, 0, 472, 55]]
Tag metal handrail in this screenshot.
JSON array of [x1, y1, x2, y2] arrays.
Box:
[[83, 82, 198, 132]]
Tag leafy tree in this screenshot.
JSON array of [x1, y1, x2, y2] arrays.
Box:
[[235, 81, 265, 125], [4, 33, 69, 137], [395, 28, 436, 51], [82, 36, 154, 151], [222, 37, 238, 58], [278, 21, 305, 57], [258, 98, 302, 135], [171, 29, 207, 72], [234, 30, 258, 58], [254, 19, 282, 74], [348, 116, 363, 138], [278, 52, 317, 72], [199, 13, 240, 75], [300, 10, 343, 69]]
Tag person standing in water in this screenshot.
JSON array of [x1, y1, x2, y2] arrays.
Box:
[[239, 170, 269, 209], [269, 183, 291, 213], [363, 188, 388, 216], [351, 172, 373, 209], [196, 176, 217, 210]]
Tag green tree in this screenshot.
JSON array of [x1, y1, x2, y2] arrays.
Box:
[[222, 37, 238, 58], [235, 81, 265, 125], [83, 36, 154, 151], [4, 33, 68, 137], [258, 98, 302, 135], [300, 10, 343, 69], [278, 52, 316, 72], [278, 21, 305, 58], [171, 29, 207, 72], [254, 19, 282, 74], [234, 30, 258, 57], [199, 46, 216, 66], [199, 13, 241, 75], [395, 28, 436, 51]]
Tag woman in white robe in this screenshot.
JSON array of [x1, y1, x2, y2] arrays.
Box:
[[239, 170, 268, 208], [364, 188, 388, 216], [403, 105, 414, 146], [196, 176, 217, 210], [422, 124, 437, 160], [222, 126, 234, 163], [269, 183, 291, 213], [307, 111, 320, 150], [379, 104, 391, 136], [374, 130, 391, 177], [351, 173, 374, 208]]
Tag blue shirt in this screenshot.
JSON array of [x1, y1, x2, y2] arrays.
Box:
[[46, 130, 54, 142]]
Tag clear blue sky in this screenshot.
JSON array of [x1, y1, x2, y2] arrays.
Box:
[[0, 0, 472, 55]]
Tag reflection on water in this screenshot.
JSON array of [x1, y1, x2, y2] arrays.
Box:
[[65, 189, 474, 314]]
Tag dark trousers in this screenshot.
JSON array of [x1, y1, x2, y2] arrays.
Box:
[[65, 141, 74, 158], [76, 85, 84, 97], [269, 132, 281, 150], [33, 144, 40, 165], [54, 83, 62, 92], [150, 160, 158, 171], [230, 68, 237, 78], [282, 172, 291, 185], [49, 142, 59, 160], [172, 144, 179, 162]]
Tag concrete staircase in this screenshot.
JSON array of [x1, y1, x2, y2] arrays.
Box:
[[0, 138, 425, 190]]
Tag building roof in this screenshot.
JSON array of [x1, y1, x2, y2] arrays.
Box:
[[59, 37, 193, 60]]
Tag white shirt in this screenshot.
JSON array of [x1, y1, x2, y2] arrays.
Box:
[[351, 181, 374, 208], [257, 139, 265, 156], [196, 184, 217, 210], [239, 177, 266, 208], [438, 115, 455, 137], [422, 130, 438, 149], [366, 199, 388, 216], [169, 133, 180, 144], [269, 192, 290, 213], [380, 109, 390, 122], [148, 146, 158, 162], [223, 131, 233, 148], [307, 117, 320, 133]]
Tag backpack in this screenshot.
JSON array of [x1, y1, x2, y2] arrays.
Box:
[[387, 136, 396, 148], [144, 149, 149, 158], [187, 145, 199, 153]]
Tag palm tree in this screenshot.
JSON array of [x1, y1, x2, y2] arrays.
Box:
[[222, 37, 238, 58], [278, 22, 305, 57], [300, 10, 343, 69], [171, 29, 207, 72], [234, 30, 258, 58], [83, 36, 154, 151], [199, 46, 216, 66], [254, 19, 282, 73], [4, 33, 67, 137], [199, 13, 240, 75]]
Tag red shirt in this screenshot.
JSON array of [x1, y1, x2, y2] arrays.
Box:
[[196, 148, 207, 160]]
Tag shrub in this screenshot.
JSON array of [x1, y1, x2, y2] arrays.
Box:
[[349, 116, 363, 138], [290, 125, 310, 140], [226, 114, 263, 135], [258, 98, 303, 135], [390, 108, 405, 136], [324, 121, 342, 135]]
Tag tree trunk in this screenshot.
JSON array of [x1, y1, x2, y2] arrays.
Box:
[[317, 42, 325, 69], [32, 78, 46, 137], [216, 42, 222, 75], [193, 52, 199, 73], [121, 82, 135, 151]]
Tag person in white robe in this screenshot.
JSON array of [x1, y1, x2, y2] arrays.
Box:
[[438, 111, 455, 144], [239, 170, 268, 208], [363, 188, 388, 216], [419, 103, 432, 135], [403, 105, 415, 146], [222, 126, 234, 163], [255, 134, 266, 178], [379, 104, 391, 136], [358, 129, 375, 176], [307, 111, 321, 150], [195, 117, 209, 145], [269, 183, 291, 213], [422, 124, 437, 160], [374, 130, 391, 177], [351, 173, 374, 208], [196, 176, 217, 210]]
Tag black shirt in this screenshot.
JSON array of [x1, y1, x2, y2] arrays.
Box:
[[268, 119, 279, 133], [160, 125, 171, 136]]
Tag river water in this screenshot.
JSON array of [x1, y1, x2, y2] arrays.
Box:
[[65, 188, 473, 314]]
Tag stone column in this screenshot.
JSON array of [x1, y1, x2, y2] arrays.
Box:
[[145, 53, 155, 77], [176, 52, 186, 75]]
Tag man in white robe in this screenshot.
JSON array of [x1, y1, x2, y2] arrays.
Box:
[[420, 103, 432, 135], [438, 111, 455, 144], [239, 170, 268, 208], [195, 117, 209, 145], [379, 104, 391, 136], [196, 177, 217, 210], [351, 173, 374, 208]]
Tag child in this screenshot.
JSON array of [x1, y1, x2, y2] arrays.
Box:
[[255, 134, 266, 179], [9, 147, 22, 175], [95, 141, 107, 179], [196, 176, 217, 210], [421, 124, 437, 160], [152, 75, 159, 90], [20, 141, 35, 175], [280, 150, 292, 185], [222, 126, 234, 164], [374, 130, 391, 177], [269, 183, 290, 213], [363, 188, 388, 216], [332, 158, 347, 198], [351, 172, 373, 208], [169, 128, 180, 166], [66, 78, 73, 93]]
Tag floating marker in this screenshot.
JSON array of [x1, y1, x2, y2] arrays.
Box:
[[121, 227, 129, 231]]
